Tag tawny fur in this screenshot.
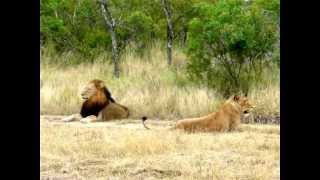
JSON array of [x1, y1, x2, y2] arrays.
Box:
[[173, 95, 253, 132], [62, 79, 129, 123], [142, 95, 253, 133], [99, 102, 130, 121]]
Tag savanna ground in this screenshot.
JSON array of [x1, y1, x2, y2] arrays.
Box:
[[40, 45, 280, 179], [41, 117, 279, 180]]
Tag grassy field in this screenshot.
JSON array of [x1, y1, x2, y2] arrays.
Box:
[[40, 45, 279, 121], [41, 116, 280, 180], [40, 45, 280, 179]]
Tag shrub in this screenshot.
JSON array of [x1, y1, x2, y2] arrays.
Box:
[[186, 0, 279, 96]]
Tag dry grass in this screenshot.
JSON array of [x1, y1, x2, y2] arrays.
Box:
[[40, 117, 279, 180], [40, 46, 280, 179], [40, 45, 279, 120], [249, 84, 280, 117]]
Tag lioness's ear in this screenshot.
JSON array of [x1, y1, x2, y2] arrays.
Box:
[[233, 95, 240, 101], [244, 92, 248, 97]]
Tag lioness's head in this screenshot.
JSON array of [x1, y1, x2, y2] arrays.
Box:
[[232, 95, 254, 115]]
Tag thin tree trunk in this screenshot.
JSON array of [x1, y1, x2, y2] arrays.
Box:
[[166, 25, 173, 65], [99, 0, 120, 78], [161, 0, 174, 66], [181, 25, 187, 47]]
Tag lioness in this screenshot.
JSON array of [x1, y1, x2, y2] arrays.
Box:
[[142, 95, 254, 132]]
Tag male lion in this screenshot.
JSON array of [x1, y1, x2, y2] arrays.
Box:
[[142, 95, 254, 133], [61, 79, 129, 123]]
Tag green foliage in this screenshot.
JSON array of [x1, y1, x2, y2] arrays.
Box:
[[253, 0, 280, 23], [40, 0, 280, 92], [127, 11, 153, 40], [41, 0, 108, 59], [186, 0, 279, 96], [40, 0, 213, 59], [121, 11, 154, 56]]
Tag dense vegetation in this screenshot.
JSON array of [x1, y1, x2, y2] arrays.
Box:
[[41, 0, 279, 97], [186, 0, 279, 95]]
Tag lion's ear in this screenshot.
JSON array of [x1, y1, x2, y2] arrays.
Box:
[[99, 82, 105, 88], [233, 95, 240, 101], [244, 92, 248, 97]]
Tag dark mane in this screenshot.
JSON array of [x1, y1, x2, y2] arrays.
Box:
[[80, 99, 108, 117], [80, 85, 114, 118], [103, 87, 116, 103]]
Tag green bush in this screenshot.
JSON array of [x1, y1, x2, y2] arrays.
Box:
[[186, 0, 279, 96]]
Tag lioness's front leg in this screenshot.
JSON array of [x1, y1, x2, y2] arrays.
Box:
[[61, 114, 82, 122]]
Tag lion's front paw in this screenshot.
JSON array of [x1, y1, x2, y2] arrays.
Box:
[[80, 115, 97, 123], [62, 116, 76, 122], [61, 114, 81, 122]]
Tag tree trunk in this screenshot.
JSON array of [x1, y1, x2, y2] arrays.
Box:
[[99, 0, 120, 78], [182, 26, 187, 47], [161, 0, 174, 66], [110, 29, 120, 78], [167, 25, 173, 65]]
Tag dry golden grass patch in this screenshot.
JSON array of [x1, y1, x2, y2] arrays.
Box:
[[40, 47, 224, 119], [41, 117, 279, 180], [249, 83, 280, 117], [40, 46, 279, 120]]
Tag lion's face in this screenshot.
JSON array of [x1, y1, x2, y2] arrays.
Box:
[[233, 95, 254, 115], [80, 80, 105, 100], [79, 79, 129, 119], [80, 83, 97, 100]]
